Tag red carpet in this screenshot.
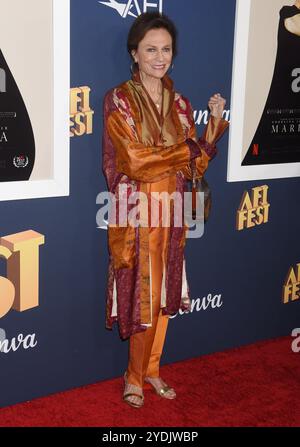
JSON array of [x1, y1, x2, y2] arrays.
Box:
[[0, 336, 299, 427]]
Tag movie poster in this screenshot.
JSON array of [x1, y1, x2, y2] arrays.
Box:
[[0, 0, 69, 200], [228, 0, 300, 181]]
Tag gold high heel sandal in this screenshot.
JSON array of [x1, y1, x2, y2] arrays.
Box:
[[123, 371, 144, 408], [144, 376, 176, 399]]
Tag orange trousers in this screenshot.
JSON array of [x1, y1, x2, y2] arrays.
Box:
[[126, 225, 169, 388]]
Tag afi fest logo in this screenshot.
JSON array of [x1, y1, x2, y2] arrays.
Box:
[[236, 185, 270, 231], [70, 87, 94, 137], [283, 263, 300, 304], [98, 0, 163, 18], [0, 230, 44, 319]]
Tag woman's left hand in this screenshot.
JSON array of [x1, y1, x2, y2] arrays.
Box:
[[208, 93, 226, 119]]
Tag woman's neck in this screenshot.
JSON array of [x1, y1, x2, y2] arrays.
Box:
[[295, 0, 300, 10], [139, 70, 162, 96]]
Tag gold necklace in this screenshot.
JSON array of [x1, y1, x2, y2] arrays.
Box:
[[140, 74, 162, 107], [139, 72, 163, 110], [153, 93, 162, 108]]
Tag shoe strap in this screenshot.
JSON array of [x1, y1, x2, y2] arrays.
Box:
[[124, 383, 144, 398]]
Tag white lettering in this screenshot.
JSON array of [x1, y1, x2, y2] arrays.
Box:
[[170, 293, 223, 318], [0, 331, 38, 354], [102, 431, 136, 444], [0, 131, 7, 143], [124, 0, 141, 17], [291, 68, 300, 93], [0, 68, 5, 92], [194, 109, 231, 125], [291, 328, 300, 353], [143, 0, 163, 13], [99, 0, 163, 18]]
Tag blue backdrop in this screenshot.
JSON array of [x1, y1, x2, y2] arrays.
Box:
[[0, 0, 299, 408]]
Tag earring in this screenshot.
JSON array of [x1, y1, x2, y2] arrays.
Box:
[[130, 61, 138, 75], [167, 62, 174, 75]]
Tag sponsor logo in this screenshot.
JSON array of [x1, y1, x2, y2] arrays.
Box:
[[70, 86, 94, 137], [193, 109, 230, 126], [13, 155, 29, 168], [0, 328, 6, 350], [252, 143, 259, 156], [283, 263, 300, 304], [170, 293, 223, 318], [0, 230, 45, 319], [291, 328, 300, 353], [98, 0, 163, 18], [0, 328, 37, 354], [236, 185, 270, 231]]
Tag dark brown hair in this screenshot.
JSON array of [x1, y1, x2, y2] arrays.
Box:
[[127, 12, 178, 61]]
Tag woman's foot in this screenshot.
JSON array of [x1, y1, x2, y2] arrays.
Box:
[[144, 376, 176, 399], [123, 372, 144, 408]]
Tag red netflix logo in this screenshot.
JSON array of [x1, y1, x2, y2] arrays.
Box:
[[252, 144, 259, 156]]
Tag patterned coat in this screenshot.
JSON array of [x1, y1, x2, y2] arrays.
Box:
[[102, 69, 229, 339]]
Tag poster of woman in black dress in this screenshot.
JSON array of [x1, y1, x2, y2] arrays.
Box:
[[0, 0, 69, 201], [228, 0, 300, 182], [242, 2, 300, 166]]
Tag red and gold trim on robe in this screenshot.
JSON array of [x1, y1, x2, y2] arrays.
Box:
[[102, 70, 229, 339]]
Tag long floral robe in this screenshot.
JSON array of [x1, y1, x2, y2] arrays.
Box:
[[102, 70, 229, 340]]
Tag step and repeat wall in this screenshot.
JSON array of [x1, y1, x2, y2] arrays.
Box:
[[0, 0, 299, 408]]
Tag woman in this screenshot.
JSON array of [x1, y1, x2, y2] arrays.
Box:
[[102, 12, 229, 408]]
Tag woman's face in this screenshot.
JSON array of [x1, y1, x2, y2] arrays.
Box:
[[132, 28, 173, 79]]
